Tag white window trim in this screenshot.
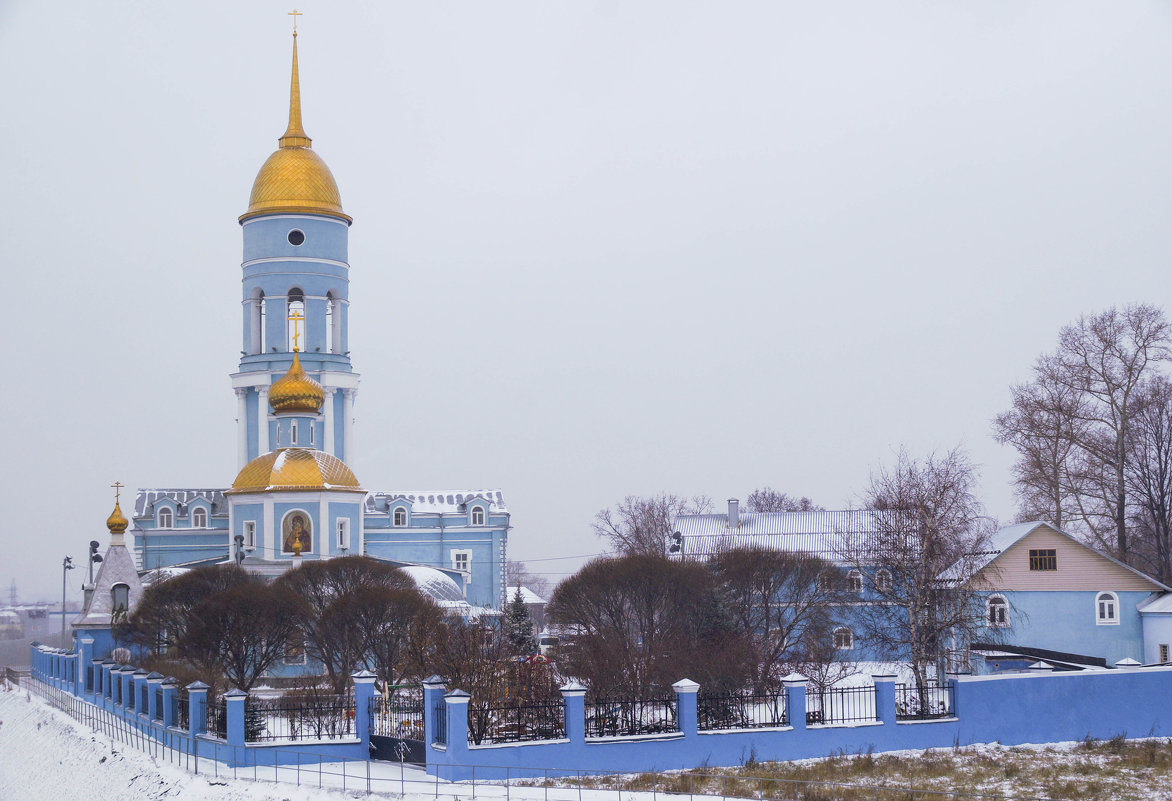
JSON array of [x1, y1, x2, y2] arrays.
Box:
[[847, 570, 863, 594], [874, 569, 892, 593], [833, 626, 854, 651], [191, 507, 208, 529], [158, 507, 173, 528], [1095, 591, 1120, 626], [243, 520, 256, 550], [392, 507, 408, 527], [470, 506, 485, 526], [337, 518, 350, 550], [451, 548, 473, 577], [986, 594, 1010, 629]]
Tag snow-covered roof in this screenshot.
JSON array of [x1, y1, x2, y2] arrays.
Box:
[[672, 510, 891, 560], [133, 489, 226, 518], [1138, 593, 1172, 614], [507, 586, 546, 605], [399, 566, 471, 611], [73, 542, 144, 629], [365, 490, 507, 515]]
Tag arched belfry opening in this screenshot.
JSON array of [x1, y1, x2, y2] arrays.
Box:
[[287, 287, 306, 352]]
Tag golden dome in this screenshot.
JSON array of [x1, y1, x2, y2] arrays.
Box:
[[106, 500, 128, 535], [268, 351, 325, 414], [228, 448, 362, 493], [239, 32, 351, 225]]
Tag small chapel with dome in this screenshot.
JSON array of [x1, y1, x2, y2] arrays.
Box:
[[125, 29, 510, 615]]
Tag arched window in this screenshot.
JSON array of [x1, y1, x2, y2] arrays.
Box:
[[833, 627, 854, 650], [874, 569, 892, 593], [287, 288, 306, 352], [1096, 592, 1119, 625], [291, 420, 298, 445], [325, 292, 338, 354], [848, 570, 863, 593], [471, 506, 485, 526], [158, 507, 173, 528], [986, 595, 1009, 628], [393, 507, 407, 527], [250, 290, 266, 355], [192, 507, 207, 528], [111, 584, 129, 616]]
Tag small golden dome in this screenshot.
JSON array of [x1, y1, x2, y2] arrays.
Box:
[[228, 448, 362, 493], [239, 32, 351, 225], [106, 501, 128, 535], [269, 351, 325, 414]]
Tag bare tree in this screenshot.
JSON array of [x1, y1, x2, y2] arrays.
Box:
[[593, 494, 712, 556], [744, 488, 823, 513], [1125, 376, 1172, 582], [1048, 304, 1171, 557], [839, 447, 993, 692], [341, 584, 444, 688], [506, 559, 551, 599], [707, 546, 841, 693]]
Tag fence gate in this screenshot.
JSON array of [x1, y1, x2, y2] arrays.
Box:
[[369, 691, 426, 765]]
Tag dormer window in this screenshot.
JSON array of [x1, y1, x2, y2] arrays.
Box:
[[393, 507, 407, 527], [111, 584, 129, 616], [158, 507, 173, 528], [848, 570, 863, 594], [192, 507, 207, 528], [471, 506, 485, 526], [874, 569, 892, 593]]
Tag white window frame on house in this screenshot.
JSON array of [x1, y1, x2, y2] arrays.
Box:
[[243, 521, 256, 550], [393, 507, 407, 527], [848, 570, 863, 594], [874, 569, 892, 593], [986, 594, 1010, 628], [833, 626, 854, 650], [192, 507, 207, 528], [283, 634, 307, 666], [1096, 591, 1119, 625], [470, 506, 485, 526], [158, 507, 173, 528], [1161, 644, 1170, 664], [337, 518, 350, 550], [111, 583, 130, 615], [452, 549, 472, 576]]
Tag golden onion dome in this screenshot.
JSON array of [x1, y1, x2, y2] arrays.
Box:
[[268, 351, 325, 414], [239, 32, 351, 225], [106, 500, 128, 535], [228, 448, 362, 493]]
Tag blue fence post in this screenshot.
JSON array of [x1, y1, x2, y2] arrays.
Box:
[[225, 688, 247, 748], [147, 672, 163, 721], [444, 689, 471, 763], [783, 673, 807, 731], [187, 681, 209, 737], [946, 670, 968, 720], [560, 680, 586, 745], [133, 668, 149, 713], [120, 665, 134, 709], [423, 675, 446, 747], [673, 678, 700, 738], [352, 670, 377, 747], [161, 677, 178, 729], [872, 674, 896, 727]]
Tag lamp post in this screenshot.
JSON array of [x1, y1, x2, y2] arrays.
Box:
[[61, 556, 75, 644], [88, 540, 102, 584]]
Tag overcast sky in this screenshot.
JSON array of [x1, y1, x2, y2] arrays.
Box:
[[3, 2, 1171, 602]]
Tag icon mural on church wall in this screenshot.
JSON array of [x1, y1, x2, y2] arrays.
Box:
[[282, 512, 312, 555]]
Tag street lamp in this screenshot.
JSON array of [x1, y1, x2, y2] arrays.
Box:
[[88, 540, 103, 584], [61, 556, 75, 644]]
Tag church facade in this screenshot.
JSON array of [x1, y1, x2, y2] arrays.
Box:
[[129, 31, 509, 614]]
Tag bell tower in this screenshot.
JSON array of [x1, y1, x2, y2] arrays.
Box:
[[229, 25, 359, 468]]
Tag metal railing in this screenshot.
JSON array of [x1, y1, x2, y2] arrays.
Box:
[[896, 681, 954, 721], [176, 688, 189, 731], [245, 693, 355, 742], [584, 695, 678, 738], [469, 699, 566, 744], [432, 696, 447, 745], [370, 691, 425, 739], [208, 698, 227, 739], [697, 689, 787, 730], [806, 684, 877, 725]]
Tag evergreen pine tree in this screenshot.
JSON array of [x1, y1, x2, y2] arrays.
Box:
[[504, 586, 538, 655]]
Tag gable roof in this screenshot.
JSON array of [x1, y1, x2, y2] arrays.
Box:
[[671, 510, 891, 561], [967, 521, 1169, 592]]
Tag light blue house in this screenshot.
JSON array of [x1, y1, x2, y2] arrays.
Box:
[[128, 30, 510, 616]]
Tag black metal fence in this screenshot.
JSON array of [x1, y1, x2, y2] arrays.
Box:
[[697, 689, 787, 730], [806, 685, 877, 725], [244, 693, 355, 742], [369, 692, 425, 739], [176, 688, 189, 731], [584, 695, 678, 738], [154, 687, 164, 721], [208, 698, 227, 739], [896, 681, 954, 720], [469, 699, 566, 744], [432, 697, 447, 745]]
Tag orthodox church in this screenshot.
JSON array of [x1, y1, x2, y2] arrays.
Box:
[[125, 30, 510, 615]]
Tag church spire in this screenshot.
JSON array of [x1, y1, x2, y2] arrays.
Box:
[[278, 21, 312, 149]]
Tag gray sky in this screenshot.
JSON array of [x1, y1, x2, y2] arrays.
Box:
[[3, 2, 1171, 602]]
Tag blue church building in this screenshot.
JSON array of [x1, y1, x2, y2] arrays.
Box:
[[129, 30, 509, 614]]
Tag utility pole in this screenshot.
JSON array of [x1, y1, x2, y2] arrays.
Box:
[[61, 556, 74, 644]]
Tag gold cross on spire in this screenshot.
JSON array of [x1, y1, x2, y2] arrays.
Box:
[[111, 481, 123, 503], [288, 308, 305, 352], [289, 9, 302, 35]]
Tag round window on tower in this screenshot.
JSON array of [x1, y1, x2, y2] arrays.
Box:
[[287, 229, 305, 246]]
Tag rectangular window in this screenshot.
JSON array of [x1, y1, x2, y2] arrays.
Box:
[[310, 422, 315, 446], [1161, 644, 1169, 664], [1028, 549, 1057, 571], [337, 518, 350, 550], [291, 420, 298, 445], [452, 549, 472, 575], [243, 521, 256, 549]]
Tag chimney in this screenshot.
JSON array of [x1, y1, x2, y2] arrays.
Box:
[[727, 498, 739, 529]]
